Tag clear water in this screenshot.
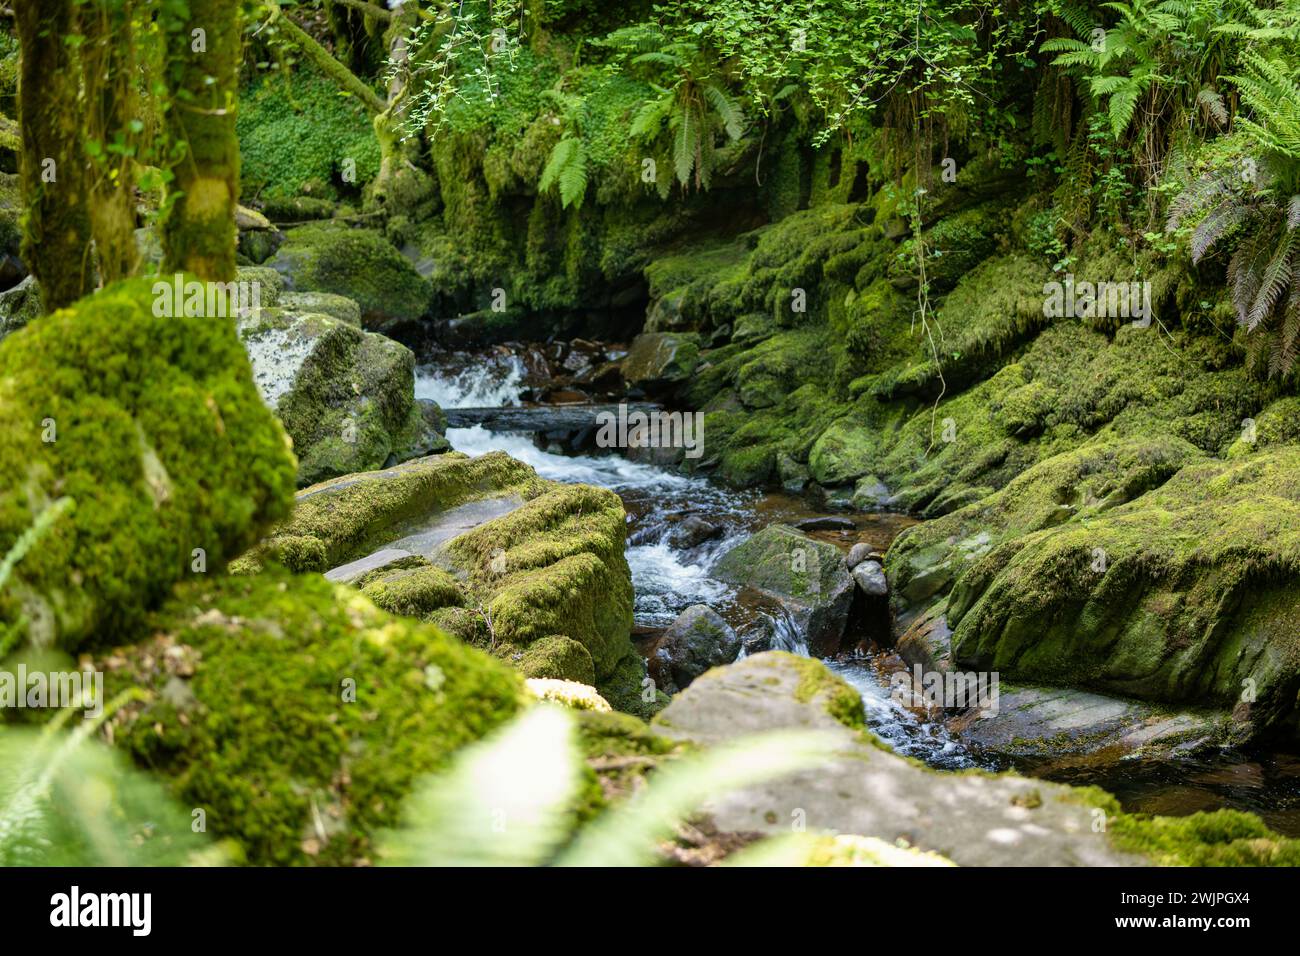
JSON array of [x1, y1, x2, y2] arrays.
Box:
[[416, 355, 1300, 830]]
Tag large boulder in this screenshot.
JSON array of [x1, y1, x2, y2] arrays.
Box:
[[649, 604, 741, 694], [240, 452, 653, 717], [621, 332, 701, 387], [97, 568, 525, 865], [652, 653, 1299, 866], [0, 279, 297, 653], [269, 222, 430, 335], [712, 524, 854, 656], [239, 303, 447, 486], [946, 446, 1300, 741]]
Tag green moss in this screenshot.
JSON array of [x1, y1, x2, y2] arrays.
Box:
[[99, 568, 526, 866], [513, 634, 597, 685], [946, 447, 1300, 732], [259, 451, 544, 571], [790, 655, 867, 730], [1067, 787, 1300, 865], [0, 279, 297, 653], [238, 73, 381, 202], [360, 565, 466, 619], [445, 482, 639, 703], [270, 223, 430, 326]]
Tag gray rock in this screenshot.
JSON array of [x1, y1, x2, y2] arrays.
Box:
[[846, 543, 874, 568], [777, 453, 810, 494], [652, 653, 1145, 866], [712, 524, 854, 657], [948, 684, 1228, 764], [796, 515, 855, 532], [651, 605, 741, 694], [621, 332, 701, 386], [852, 559, 888, 598], [851, 475, 892, 510], [668, 515, 723, 550], [0, 275, 42, 343]]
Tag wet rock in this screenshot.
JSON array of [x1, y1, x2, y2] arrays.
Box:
[[852, 560, 888, 598], [846, 542, 875, 568], [236, 204, 284, 264], [668, 515, 723, 550], [651, 605, 741, 694], [949, 684, 1228, 764], [777, 453, 810, 494], [712, 524, 854, 657], [851, 475, 892, 510], [796, 515, 855, 532], [622, 332, 701, 387], [739, 618, 775, 656], [652, 653, 1145, 866], [895, 601, 954, 672], [0, 275, 41, 343], [0, 253, 26, 291], [238, 304, 445, 485], [279, 291, 362, 326]]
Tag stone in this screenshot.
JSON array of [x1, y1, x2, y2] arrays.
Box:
[[667, 515, 724, 549], [621, 332, 701, 386], [712, 524, 854, 657], [0, 275, 41, 343], [650, 605, 741, 694], [948, 684, 1227, 764], [852, 560, 888, 598], [796, 515, 856, 532], [777, 453, 810, 494], [651, 653, 1144, 866], [846, 543, 874, 568]]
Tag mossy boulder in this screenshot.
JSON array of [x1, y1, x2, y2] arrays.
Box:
[[278, 291, 362, 327], [269, 223, 430, 334], [0, 275, 40, 343], [514, 634, 597, 685], [242, 452, 651, 716], [648, 604, 741, 694], [945, 446, 1300, 739], [0, 279, 297, 654], [238, 305, 447, 486], [712, 524, 854, 656], [98, 569, 526, 865], [621, 332, 701, 387]]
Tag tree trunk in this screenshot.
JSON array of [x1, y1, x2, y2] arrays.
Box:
[[80, 0, 141, 284], [161, 0, 243, 282], [14, 0, 94, 311]]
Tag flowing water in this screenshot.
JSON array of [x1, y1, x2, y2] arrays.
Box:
[[416, 347, 1300, 832]]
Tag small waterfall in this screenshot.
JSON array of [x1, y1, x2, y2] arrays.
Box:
[[415, 353, 527, 408]]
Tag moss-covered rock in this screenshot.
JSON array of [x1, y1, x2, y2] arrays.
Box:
[[98, 569, 526, 866], [622, 331, 701, 387], [514, 634, 597, 685], [278, 291, 362, 327], [946, 447, 1300, 738], [0, 279, 297, 654], [0, 275, 40, 343], [712, 524, 854, 656], [238, 305, 445, 486], [269, 223, 430, 333]]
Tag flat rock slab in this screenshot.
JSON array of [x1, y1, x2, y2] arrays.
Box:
[[949, 684, 1225, 763], [324, 548, 414, 584], [385, 494, 526, 556], [653, 653, 1143, 867]]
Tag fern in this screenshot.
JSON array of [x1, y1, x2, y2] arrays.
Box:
[[377, 705, 839, 867]]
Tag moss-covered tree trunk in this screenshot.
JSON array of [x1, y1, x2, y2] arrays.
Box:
[[14, 0, 94, 311], [161, 0, 242, 282], [81, 0, 141, 284]]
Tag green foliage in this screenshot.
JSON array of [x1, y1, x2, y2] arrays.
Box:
[[0, 696, 220, 866], [378, 704, 837, 866], [238, 73, 381, 201], [538, 89, 590, 208]]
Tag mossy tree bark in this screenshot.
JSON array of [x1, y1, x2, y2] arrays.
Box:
[[269, 2, 433, 212], [14, 0, 94, 311], [80, 0, 141, 284], [161, 0, 242, 282]]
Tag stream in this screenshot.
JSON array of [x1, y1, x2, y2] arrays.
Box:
[[416, 345, 1300, 834]]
